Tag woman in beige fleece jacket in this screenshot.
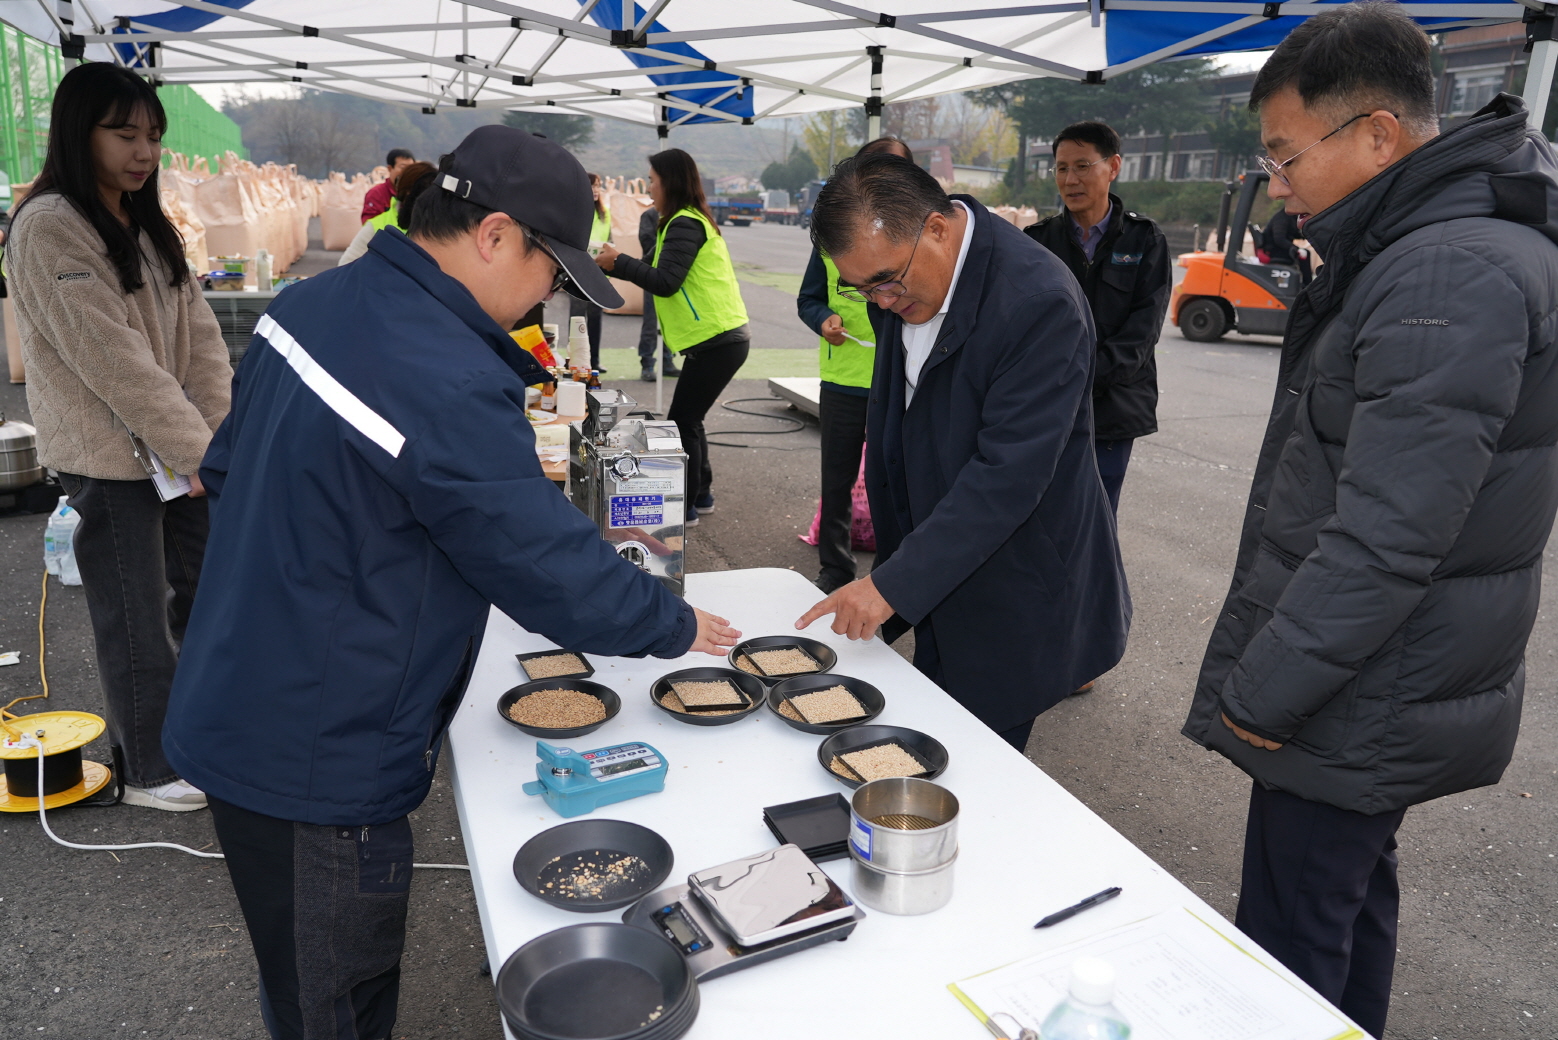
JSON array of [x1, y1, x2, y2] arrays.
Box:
[[9, 63, 230, 811]]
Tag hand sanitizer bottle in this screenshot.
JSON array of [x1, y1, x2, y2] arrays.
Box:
[[1039, 957, 1131, 1040]]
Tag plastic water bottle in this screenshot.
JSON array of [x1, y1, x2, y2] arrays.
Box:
[[43, 497, 81, 586], [1040, 957, 1131, 1040]]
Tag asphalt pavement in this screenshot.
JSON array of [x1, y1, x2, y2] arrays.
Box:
[[1, 222, 1553, 1039]]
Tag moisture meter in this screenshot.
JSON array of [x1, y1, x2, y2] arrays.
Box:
[[521, 739, 668, 818]]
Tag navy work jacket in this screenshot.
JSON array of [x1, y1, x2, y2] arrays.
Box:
[[866, 197, 1131, 731], [165, 230, 695, 825]]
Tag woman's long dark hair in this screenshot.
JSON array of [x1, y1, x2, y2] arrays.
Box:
[[16, 63, 187, 292], [393, 161, 438, 230], [649, 148, 719, 237], [588, 172, 606, 218]]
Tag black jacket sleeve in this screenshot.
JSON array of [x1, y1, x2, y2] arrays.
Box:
[[611, 215, 706, 298], [1094, 225, 1170, 391], [796, 248, 834, 335]]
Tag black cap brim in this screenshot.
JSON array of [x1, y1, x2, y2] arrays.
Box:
[[545, 235, 624, 310]]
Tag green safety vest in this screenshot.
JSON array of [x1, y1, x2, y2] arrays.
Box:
[[652, 206, 748, 353], [819, 254, 875, 389], [590, 205, 611, 247], [368, 197, 399, 231]]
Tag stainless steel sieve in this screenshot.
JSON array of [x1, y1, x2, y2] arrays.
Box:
[[848, 777, 959, 873]]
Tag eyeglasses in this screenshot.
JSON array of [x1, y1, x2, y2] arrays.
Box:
[[1053, 159, 1104, 178], [524, 225, 571, 294], [1256, 113, 1369, 186], [834, 214, 930, 303]]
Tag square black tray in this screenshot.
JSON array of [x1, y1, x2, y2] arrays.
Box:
[[761, 793, 852, 862]]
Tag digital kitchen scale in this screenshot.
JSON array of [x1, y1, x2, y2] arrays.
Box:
[[521, 740, 668, 818], [621, 844, 863, 980]]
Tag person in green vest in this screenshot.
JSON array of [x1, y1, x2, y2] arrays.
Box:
[[337, 161, 435, 266], [569, 172, 611, 370], [595, 148, 749, 527], [796, 136, 914, 592]]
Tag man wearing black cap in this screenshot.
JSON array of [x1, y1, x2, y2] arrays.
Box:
[[163, 125, 740, 1040]]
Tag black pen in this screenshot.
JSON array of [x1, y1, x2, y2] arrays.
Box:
[[1033, 886, 1122, 928]]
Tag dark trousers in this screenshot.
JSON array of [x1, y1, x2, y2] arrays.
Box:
[[912, 618, 1035, 752], [667, 337, 750, 515], [816, 387, 870, 590], [1235, 782, 1407, 1039], [636, 297, 675, 370], [209, 797, 413, 1040], [57, 472, 208, 788], [1094, 438, 1134, 515], [568, 296, 604, 370]]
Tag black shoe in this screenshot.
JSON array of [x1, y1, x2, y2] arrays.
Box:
[[663, 364, 681, 377], [595, 366, 607, 374], [815, 572, 853, 595], [640, 367, 656, 383]]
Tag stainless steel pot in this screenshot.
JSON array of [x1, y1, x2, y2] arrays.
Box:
[[0, 415, 42, 492], [849, 848, 958, 916], [849, 777, 959, 872]]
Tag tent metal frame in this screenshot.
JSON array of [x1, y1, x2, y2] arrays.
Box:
[[35, 0, 1543, 133]]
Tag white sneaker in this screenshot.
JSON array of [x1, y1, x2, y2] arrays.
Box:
[[121, 779, 208, 812]]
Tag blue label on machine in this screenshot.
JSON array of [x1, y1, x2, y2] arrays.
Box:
[[850, 817, 873, 860], [610, 494, 665, 528]]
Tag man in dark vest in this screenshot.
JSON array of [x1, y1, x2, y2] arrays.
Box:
[[1024, 121, 1169, 515]]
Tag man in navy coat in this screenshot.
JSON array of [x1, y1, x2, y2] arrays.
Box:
[[797, 153, 1130, 751]]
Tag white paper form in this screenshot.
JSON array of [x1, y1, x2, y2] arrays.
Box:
[[949, 907, 1362, 1040]]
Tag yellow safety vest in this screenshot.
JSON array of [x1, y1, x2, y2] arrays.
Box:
[[652, 206, 748, 353], [368, 197, 399, 231], [590, 205, 611, 247], [819, 254, 875, 389]]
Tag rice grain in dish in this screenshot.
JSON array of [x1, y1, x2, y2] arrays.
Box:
[[538, 851, 651, 901], [671, 680, 748, 709], [748, 648, 820, 676], [733, 654, 762, 675], [790, 686, 867, 724], [829, 756, 863, 781], [661, 689, 745, 716], [520, 652, 588, 679], [505, 688, 606, 729], [777, 698, 804, 721], [840, 742, 927, 782]]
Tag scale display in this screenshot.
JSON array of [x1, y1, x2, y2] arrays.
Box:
[[521, 740, 668, 818]]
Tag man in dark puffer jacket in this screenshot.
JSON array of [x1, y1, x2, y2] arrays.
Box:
[[1182, 7, 1558, 1037]]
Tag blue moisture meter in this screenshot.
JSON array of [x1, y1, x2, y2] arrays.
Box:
[[521, 740, 668, 818]]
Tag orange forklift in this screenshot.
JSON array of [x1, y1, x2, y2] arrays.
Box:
[[1170, 170, 1303, 342]]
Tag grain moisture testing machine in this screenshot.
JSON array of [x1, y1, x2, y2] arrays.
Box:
[[569, 389, 688, 596]]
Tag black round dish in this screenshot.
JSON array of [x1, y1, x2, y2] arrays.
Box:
[[767, 674, 886, 735], [496, 922, 698, 1040], [727, 635, 839, 685], [816, 724, 950, 789], [514, 819, 673, 914], [498, 679, 621, 739], [649, 667, 766, 727]]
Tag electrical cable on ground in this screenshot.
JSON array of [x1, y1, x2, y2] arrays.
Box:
[[13, 569, 468, 871], [705, 396, 819, 449]]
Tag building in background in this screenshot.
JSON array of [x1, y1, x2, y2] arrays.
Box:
[[1020, 25, 1534, 188]]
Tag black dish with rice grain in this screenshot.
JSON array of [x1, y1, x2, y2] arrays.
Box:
[[816, 724, 950, 789], [498, 679, 621, 739], [649, 667, 766, 727], [726, 635, 838, 685], [766, 674, 885, 734]]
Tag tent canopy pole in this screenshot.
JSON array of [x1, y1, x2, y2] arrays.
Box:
[[865, 45, 883, 141], [1525, 9, 1557, 131]]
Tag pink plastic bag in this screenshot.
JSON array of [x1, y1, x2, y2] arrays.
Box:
[[799, 447, 875, 552]]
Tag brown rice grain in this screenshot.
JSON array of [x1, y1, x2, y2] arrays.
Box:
[[521, 652, 587, 679], [840, 743, 926, 782], [790, 686, 866, 724], [506, 688, 605, 729], [748, 648, 820, 676]]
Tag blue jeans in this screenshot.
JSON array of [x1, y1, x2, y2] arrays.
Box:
[[57, 472, 209, 788], [1094, 438, 1134, 515]]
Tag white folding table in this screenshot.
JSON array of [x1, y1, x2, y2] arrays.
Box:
[[448, 567, 1347, 1039]]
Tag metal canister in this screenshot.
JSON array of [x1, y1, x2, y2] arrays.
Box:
[[0, 415, 42, 492], [848, 777, 959, 872], [849, 849, 958, 916]]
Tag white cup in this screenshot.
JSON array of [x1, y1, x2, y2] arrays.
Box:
[[555, 380, 588, 417]]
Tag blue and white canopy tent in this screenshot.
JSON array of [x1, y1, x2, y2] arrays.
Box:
[[0, 1, 1547, 138]]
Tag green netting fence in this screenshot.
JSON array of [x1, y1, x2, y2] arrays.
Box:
[[0, 24, 247, 197]]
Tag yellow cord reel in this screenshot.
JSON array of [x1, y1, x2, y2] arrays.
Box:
[[0, 710, 112, 812]]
